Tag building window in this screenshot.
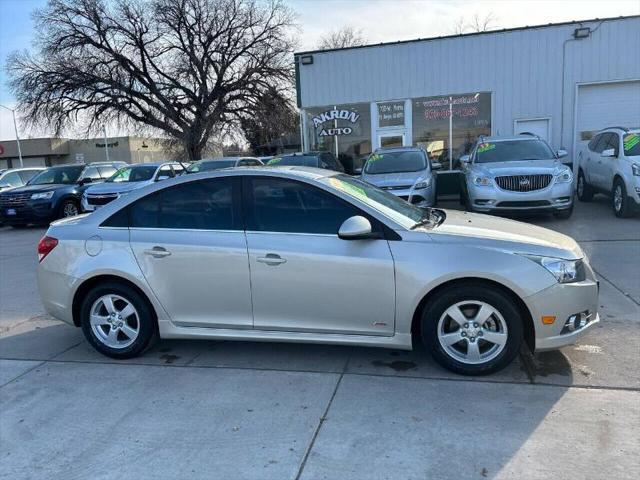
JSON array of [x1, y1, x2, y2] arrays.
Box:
[[412, 92, 491, 170], [377, 101, 405, 128], [305, 103, 371, 174]]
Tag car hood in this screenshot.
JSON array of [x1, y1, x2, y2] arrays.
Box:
[[429, 209, 583, 259], [1, 184, 72, 194], [85, 181, 148, 195], [362, 170, 429, 187], [472, 159, 563, 177]]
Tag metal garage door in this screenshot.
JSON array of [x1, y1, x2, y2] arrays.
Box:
[[576, 80, 640, 147]]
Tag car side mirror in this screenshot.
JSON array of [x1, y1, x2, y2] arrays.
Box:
[[156, 175, 170, 181], [459, 155, 470, 165], [79, 177, 93, 185], [354, 167, 363, 175], [556, 149, 568, 159], [338, 216, 378, 240], [601, 148, 616, 158], [431, 161, 443, 171]]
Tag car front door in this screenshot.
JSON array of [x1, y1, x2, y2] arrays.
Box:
[[599, 132, 620, 191], [129, 177, 253, 329], [589, 133, 612, 189], [243, 176, 396, 336]]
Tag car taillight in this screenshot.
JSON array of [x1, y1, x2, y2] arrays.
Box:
[[37, 236, 58, 263]]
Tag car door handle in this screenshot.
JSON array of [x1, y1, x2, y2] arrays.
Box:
[[257, 254, 287, 266], [144, 246, 171, 258]]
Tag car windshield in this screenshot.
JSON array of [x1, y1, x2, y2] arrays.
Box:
[[28, 166, 84, 185], [267, 155, 318, 167], [475, 140, 555, 163], [186, 160, 236, 173], [364, 151, 427, 174], [107, 165, 157, 183], [623, 132, 640, 156], [322, 174, 442, 230]]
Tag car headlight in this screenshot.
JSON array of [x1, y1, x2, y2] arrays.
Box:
[[526, 255, 586, 284], [31, 191, 54, 200], [555, 168, 573, 183], [414, 179, 432, 189], [632, 164, 640, 176], [473, 176, 492, 186]]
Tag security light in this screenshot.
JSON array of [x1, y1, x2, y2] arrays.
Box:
[[573, 27, 591, 39], [300, 55, 314, 65]]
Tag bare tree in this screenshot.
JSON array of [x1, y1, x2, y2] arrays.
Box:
[[7, 0, 296, 160], [317, 25, 367, 50], [452, 12, 498, 34]]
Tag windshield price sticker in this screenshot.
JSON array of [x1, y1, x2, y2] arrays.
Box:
[[267, 158, 282, 165], [623, 133, 639, 152], [368, 154, 383, 163], [329, 178, 369, 201], [477, 143, 496, 154]]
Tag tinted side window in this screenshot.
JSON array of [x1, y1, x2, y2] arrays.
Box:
[[593, 133, 612, 153], [604, 133, 619, 153], [102, 208, 129, 228], [587, 134, 601, 152], [129, 178, 236, 230], [247, 177, 360, 234]]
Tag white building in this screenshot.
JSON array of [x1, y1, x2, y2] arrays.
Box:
[[295, 15, 640, 192]]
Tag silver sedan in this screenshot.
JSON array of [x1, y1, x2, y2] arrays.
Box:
[[37, 167, 599, 375]]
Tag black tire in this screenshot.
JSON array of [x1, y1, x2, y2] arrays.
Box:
[[553, 204, 573, 219], [80, 282, 157, 359], [421, 283, 523, 375], [58, 198, 80, 219], [612, 178, 634, 218], [11, 224, 28, 229], [576, 170, 594, 202]]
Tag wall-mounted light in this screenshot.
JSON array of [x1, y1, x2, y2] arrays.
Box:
[[573, 27, 591, 39], [300, 55, 314, 65]]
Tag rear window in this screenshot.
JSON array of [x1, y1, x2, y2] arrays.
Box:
[[364, 151, 427, 174], [187, 160, 236, 173], [267, 155, 319, 167], [475, 140, 555, 163]]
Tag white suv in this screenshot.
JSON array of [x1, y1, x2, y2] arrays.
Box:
[[576, 127, 640, 217]]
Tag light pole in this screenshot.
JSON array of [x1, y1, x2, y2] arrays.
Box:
[[0, 104, 24, 168]]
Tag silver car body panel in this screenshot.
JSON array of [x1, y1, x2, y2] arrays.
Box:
[[362, 170, 437, 207], [38, 167, 598, 352]]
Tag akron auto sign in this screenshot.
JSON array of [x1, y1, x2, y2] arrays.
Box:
[[312, 108, 360, 137]]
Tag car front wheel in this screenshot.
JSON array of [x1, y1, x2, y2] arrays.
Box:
[[80, 282, 157, 359], [612, 179, 633, 218], [576, 170, 594, 202], [421, 284, 523, 375]]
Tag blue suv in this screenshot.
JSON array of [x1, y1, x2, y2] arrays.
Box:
[[0, 161, 125, 227]]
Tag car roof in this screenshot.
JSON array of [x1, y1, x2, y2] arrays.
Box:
[[477, 134, 542, 143], [372, 146, 425, 154]]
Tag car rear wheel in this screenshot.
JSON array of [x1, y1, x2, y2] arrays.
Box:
[[612, 179, 633, 218], [576, 170, 594, 202], [59, 199, 80, 218], [421, 284, 523, 375], [80, 282, 157, 359]]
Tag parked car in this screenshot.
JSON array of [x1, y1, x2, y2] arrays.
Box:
[[576, 127, 640, 218], [267, 151, 345, 172], [460, 135, 574, 218], [37, 166, 598, 375], [361, 146, 440, 208], [0, 167, 45, 192], [82, 162, 185, 212], [0, 161, 126, 226], [186, 157, 263, 173]]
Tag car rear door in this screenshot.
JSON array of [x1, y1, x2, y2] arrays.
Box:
[[243, 175, 396, 336], [129, 177, 253, 329]]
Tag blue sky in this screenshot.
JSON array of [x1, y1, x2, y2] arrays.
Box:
[[1, 0, 639, 139]]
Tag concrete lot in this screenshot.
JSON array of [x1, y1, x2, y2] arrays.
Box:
[[1, 195, 639, 479]]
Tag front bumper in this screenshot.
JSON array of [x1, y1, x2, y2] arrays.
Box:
[[0, 200, 56, 224], [468, 179, 573, 213], [386, 186, 436, 207], [523, 272, 600, 352]]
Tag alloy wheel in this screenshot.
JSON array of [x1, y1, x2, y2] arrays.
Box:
[[90, 294, 140, 349], [63, 202, 79, 217], [437, 300, 508, 365], [613, 185, 623, 212]]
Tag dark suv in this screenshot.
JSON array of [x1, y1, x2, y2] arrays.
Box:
[[0, 161, 126, 226], [266, 152, 345, 172]]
